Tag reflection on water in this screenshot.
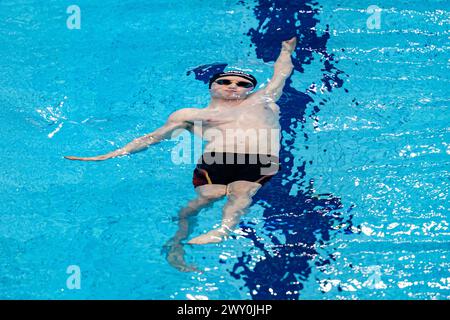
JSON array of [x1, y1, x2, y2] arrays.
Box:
[[183, 0, 357, 299], [230, 0, 356, 300]]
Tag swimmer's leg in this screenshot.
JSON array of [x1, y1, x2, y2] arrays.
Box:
[[164, 184, 226, 271], [188, 181, 261, 245]]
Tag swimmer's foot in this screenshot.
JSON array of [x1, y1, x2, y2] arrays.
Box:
[[163, 241, 201, 273], [188, 228, 229, 245]]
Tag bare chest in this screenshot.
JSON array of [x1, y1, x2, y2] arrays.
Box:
[[200, 100, 279, 129]]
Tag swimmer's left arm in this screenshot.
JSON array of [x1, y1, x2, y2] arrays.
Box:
[[255, 37, 296, 102], [63, 134, 160, 162], [64, 109, 192, 161]]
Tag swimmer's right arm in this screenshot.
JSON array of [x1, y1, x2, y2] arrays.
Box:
[[64, 110, 192, 161]]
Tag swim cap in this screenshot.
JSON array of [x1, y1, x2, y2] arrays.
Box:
[[208, 71, 257, 88]]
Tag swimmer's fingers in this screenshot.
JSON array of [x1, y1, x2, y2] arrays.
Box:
[[281, 37, 297, 53], [64, 156, 85, 161], [64, 155, 109, 161]]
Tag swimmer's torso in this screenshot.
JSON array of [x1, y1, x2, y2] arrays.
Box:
[[186, 94, 280, 156]]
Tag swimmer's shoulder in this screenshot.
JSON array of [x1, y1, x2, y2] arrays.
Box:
[[246, 89, 280, 113]]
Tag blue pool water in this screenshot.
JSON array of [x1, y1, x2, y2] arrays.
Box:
[[0, 0, 449, 299]]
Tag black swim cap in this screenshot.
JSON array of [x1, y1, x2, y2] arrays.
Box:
[[209, 71, 257, 88]]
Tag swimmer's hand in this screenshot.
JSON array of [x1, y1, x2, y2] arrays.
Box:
[[64, 151, 126, 161], [64, 155, 112, 161], [64, 136, 156, 162], [281, 36, 297, 53]]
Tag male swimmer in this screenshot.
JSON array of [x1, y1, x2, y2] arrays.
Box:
[[65, 37, 296, 270]]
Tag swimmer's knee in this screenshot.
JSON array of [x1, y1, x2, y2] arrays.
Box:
[[180, 197, 215, 218], [227, 181, 261, 199], [187, 193, 220, 209], [228, 195, 253, 209], [187, 197, 210, 208], [195, 184, 227, 199]]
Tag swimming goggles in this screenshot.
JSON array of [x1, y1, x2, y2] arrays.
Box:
[[214, 79, 254, 88]]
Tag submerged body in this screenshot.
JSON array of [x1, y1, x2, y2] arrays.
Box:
[[65, 37, 297, 272]]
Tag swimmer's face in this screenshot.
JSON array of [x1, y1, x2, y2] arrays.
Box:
[[210, 76, 254, 100]]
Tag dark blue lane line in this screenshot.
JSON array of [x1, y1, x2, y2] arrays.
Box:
[[187, 0, 358, 300], [227, 0, 357, 300]]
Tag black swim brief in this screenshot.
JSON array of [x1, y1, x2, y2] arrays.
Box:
[[192, 152, 280, 188]]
